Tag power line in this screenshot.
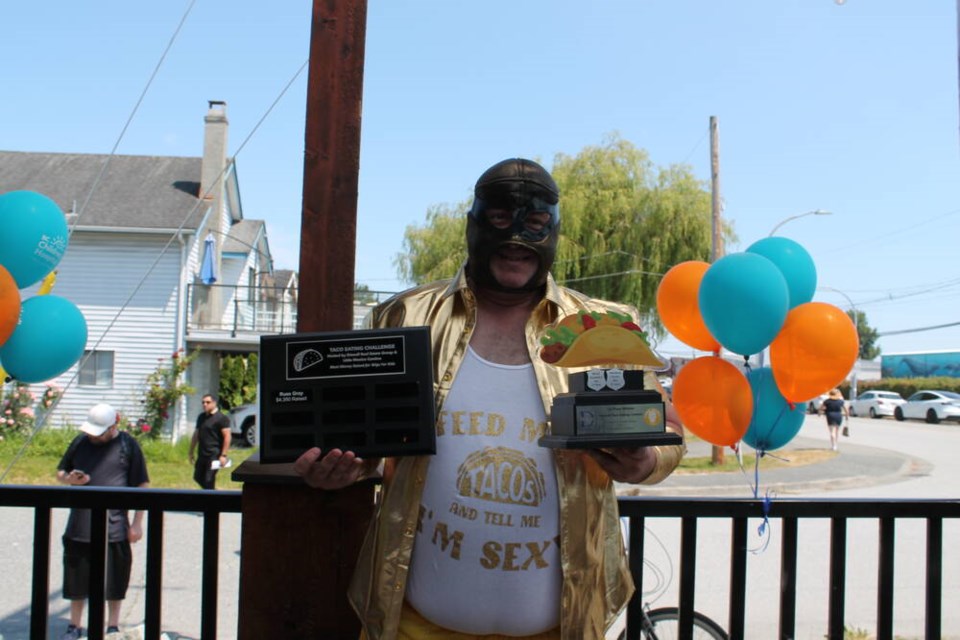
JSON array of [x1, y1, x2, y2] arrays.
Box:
[[877, 320, 960, 337]]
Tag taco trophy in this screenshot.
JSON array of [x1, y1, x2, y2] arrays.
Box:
[[538, 310, 683, 449]]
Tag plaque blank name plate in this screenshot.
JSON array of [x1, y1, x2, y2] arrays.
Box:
[[259, 326, 436, 463]]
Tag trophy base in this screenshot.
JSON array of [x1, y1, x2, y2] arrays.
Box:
[[538, 431, 683, 450]]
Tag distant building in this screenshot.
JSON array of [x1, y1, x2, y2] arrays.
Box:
[[0, 101, 290, 439], [881, 350, 960, 379]]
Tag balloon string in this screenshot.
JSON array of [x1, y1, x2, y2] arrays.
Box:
[[750, 489, 774, 554]]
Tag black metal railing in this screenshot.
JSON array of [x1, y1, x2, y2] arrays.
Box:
[[0, 485, 241, 640], [1, 486, 957, 640], [617, 497, 960, 640]]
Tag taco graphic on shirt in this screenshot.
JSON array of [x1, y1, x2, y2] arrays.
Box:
[[539, 310, 663, 368]]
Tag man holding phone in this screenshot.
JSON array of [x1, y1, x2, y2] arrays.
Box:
[[56, 403, 150, 640]]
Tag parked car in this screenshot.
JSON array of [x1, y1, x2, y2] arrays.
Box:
[[849, 390, 906, 419], [229, 403, 259, 447], [806, 393, 829, 414], [894, 390, 960, 424]]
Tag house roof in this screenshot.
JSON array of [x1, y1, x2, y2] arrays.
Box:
[[222, 218, 264, 254], [273, 269, 297, 289], [0, 150, 206, 230]]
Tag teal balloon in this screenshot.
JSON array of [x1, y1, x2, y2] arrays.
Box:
[[743, 367, 806, 451], [698, 253, 789, 356], [746, 236, 817, 309], [0, 190, 69, 288], [0, 295, 87, 383]]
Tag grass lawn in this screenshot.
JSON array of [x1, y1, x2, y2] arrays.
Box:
[[0, 429, 258, 490], [0, 431, 828, 488]]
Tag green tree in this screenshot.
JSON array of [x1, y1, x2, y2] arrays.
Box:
[[848, 309, 880, 360], [394, 134, 722, 338], [395, 202, 470, 285], [354, 283, 378, 304], [219, 354, 258, 409]]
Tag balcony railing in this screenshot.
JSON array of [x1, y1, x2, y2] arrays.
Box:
[[2, 485, 957, 640], [186, 283, 298, 336], [184, 284, 400, 337]]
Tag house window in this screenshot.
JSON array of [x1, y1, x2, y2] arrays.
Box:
[[78, 351, 114, 387]]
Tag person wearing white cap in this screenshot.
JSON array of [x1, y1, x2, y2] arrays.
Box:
[[56, 403, 150, 640]]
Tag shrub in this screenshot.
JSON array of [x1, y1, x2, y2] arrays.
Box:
[[1, 383, 62, 438], [142, 349, 198, 439]]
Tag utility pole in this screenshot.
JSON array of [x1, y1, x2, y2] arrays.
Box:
[[709, 116, 725, 466], [235, 2, 373, 638]]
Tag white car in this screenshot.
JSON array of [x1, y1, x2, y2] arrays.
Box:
[[849, 390, 906, 419], [806, 393, 829, 414], [229, 403, 259, 447], [894, 390, 960, 424]]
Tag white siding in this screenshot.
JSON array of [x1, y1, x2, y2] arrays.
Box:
[[25, 232, 186, 432]]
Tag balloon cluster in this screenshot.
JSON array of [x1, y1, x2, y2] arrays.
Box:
[[657, 237, 858, 453], [0, 191, 88, 384]]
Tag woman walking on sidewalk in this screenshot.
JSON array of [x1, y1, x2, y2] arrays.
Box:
[[819, 388, 848, 451]]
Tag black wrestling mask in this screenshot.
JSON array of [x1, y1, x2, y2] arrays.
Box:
[[466, 158, 560, 292]]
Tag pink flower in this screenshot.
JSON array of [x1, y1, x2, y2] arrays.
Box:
[[5, 419, 13, 425], [20, 407, 34, 417], [4, 409, 10, 415], [141, 424, 152, 433]]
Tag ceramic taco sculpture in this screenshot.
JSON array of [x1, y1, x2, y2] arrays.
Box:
[[539, 310, 663, 369]]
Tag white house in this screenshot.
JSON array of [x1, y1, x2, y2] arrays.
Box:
[[0, 101, 289, 439]]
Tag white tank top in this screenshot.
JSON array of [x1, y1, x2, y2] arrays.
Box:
[[405, 346, 561, 635]]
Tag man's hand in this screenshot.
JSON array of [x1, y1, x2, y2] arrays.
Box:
[[128, 521, 143, 543], [587, 446, 657, 484], [293, 447, 365, 490], [188, 451, 195, 464], [66, 469, 90, 486]]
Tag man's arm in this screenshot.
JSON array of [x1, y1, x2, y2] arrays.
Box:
[[218, 425, 231, 467], [188, 429, 198, 464], [129, 481, 149, 543]]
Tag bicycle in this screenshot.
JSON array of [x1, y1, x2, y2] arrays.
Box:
[[615, 519, 728, 640]]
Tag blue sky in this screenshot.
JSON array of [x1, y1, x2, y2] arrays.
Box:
[[2, 1, 958, 358]]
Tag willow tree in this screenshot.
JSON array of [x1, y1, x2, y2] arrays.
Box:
[[394, 134, 719, 337]]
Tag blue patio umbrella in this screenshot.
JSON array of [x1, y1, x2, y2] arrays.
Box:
[[200, 233, 217, 284]]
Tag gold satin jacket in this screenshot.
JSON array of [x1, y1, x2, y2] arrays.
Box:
[[348, 267, 686, 640]]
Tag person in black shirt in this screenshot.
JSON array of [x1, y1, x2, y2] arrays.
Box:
[[56, 403, 150, 640], [188, 393, 231, 489]]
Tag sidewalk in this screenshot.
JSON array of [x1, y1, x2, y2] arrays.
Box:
[[617, 429, 925, 498]]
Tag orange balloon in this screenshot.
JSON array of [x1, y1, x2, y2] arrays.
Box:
[[672, 356, 752, 446], [656, 261, 720, 352], [0, 264, 21, 347], [770, 302, 859, 403]]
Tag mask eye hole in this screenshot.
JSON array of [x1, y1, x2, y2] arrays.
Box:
[[523, 211, 551, 234], [484, 208, 514, 229]]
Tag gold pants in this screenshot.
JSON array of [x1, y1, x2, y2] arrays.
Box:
[[359, 601, 561, 640]]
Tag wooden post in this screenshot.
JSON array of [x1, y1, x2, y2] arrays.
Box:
[[709, 116, 726, 467], [235, 1, 374, 638]]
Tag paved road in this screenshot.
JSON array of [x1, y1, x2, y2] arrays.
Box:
[[618, 414, 960, 640], [0, 414, 956, 639]]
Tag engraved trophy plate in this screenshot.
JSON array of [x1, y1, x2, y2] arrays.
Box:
[[537, 311, 682, 450]]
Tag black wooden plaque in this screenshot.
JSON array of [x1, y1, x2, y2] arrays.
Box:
[[259, 327, 436, 463]]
